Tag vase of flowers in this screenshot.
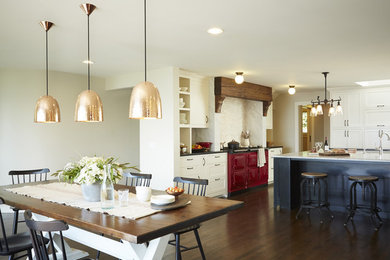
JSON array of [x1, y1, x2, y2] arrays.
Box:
[[54, 156, 138, 202]]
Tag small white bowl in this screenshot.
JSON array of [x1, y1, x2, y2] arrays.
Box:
[[180, 87, 188, 92]]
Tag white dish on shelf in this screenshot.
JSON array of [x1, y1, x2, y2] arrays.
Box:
[[180, 87, 188, 92], [180, 119, 187, 124], [150, 195, 175, 205], [179, 102, 185, 108]]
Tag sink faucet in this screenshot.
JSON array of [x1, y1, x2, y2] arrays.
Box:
[[378, 130, 390, 156]]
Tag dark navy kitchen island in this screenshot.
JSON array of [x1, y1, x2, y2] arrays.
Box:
[[274, 151, 390, 218]]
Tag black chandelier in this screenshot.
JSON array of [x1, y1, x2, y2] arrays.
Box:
[[310, 72, 343, 117]]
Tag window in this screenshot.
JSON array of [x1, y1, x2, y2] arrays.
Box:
[[302, 111, 308, 133]]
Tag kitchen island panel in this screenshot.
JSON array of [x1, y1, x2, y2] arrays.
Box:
[[275, 154, 390, 218]]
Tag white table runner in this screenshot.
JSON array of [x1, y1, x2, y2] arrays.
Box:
[[6, 182, 160, 220]]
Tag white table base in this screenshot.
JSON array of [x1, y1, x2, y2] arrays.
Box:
[[33, 214, 170, 260]]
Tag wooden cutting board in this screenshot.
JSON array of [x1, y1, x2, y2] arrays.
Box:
[[319, 152, 350, 156]]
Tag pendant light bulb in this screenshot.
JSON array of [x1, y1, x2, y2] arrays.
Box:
[[310, 106, 317, 117], [336, 101, 343, 115], [235, 72, 244, 84], [34, 21, 61, 123], [316, 104, 323, 115], [328, 103, 336, 116], [75, 3, 103, 122], [288, 85, 296, 95], [129, 0, 162, 119]]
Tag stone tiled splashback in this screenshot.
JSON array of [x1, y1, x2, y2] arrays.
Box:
[[219, 97, 264, 147]]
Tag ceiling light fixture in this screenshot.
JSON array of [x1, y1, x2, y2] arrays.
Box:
[[288, 85, 296, 95], [235, 72, 244, 84], [310, 72, 342, 117], [82, 60, 94, 64], [129, 0, 162, 119], [34, 21, 61, 123], [75, 3, 103, 122], [207, 27, 223, 35], [355, 79, 390, 87]]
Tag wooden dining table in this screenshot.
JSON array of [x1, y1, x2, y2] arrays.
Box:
[[0, 181, 243, 260]]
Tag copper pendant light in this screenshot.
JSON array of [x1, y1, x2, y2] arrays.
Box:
[[75, 3, 103, 122], [129, 0, 162, 119], [34, 21, 61, 123]]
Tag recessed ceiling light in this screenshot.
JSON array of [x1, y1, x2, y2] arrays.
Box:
[[355, 79, 390, 87], [207, 27, 223, 35], [82, 60, 94, 64]]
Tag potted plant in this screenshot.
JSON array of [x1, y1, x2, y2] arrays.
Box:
[[53, 156, 138, 202]]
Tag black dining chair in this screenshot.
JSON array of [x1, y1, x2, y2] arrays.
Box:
[[24, 210, 68, 260], [169, 176, 208, 260], [0, 198, 37, 260], [123, 171, 152, 187], [8, 169, 50, 235]]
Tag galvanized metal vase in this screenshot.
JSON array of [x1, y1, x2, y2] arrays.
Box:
[[81, 183, 101, 202]]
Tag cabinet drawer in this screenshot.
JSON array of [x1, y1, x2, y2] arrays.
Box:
[[207, 153, 227, 164], [207, 175, 226, 197], [180, 165, 201, 178], [208, 162, 226, 177], [364, 110, 390, 127], [180, 156, 202, 167]]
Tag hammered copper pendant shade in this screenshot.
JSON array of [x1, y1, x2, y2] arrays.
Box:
[[75, 3, 103, 122], [34, 21, 61, 123], [128, 0, 162, 119]]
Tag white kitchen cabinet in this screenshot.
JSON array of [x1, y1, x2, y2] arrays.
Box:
[[364, 110, 390, 128], [330, 129, 363, 149], [190, 77, 209, 128], [179, 153, 227, 197], [330, 90, 363, 148], [268, 147, 282, 183], [330, 91, 362, 128], [364, 89, 390, 109]]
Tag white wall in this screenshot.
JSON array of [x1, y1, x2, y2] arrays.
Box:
[[273, 90, 324, 153], [219, 97, 264, 147], [0, 69, 139, 185], [139, 67, 179, 190]]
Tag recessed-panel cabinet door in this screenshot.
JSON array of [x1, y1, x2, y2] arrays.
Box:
[[247, 152, 258, 167], [330, 129, 348, 148], [247, 167, 260, 188], [233, 154, 246, 170], [230, 169, 247, 192], [190, 77, 209, 128]]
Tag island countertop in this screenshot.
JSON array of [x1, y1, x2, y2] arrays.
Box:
[[274, 151, 390, 163]]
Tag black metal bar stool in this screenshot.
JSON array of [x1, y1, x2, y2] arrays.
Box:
[[296, 172, 334, 223], [344, 176, 383, 230]]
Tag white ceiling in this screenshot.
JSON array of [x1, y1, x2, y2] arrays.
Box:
[[1, 0, 390, 92]]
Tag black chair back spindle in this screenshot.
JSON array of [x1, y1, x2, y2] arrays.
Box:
[[123, 172, 152, 187], [24, 210, 68, 260]]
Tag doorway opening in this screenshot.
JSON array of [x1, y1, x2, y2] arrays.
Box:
[[298, 105, 325, 152]]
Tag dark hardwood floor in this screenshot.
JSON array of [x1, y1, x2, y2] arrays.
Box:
[[2, 185, 390, 260]]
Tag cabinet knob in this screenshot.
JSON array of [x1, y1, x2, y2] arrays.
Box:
[[187, 158, 193, 161], [215, 178, 221, 181], [215, 163, 220, 166], [206, 116, 209, 123], [187, 167, 194, 170], [377, 124, 385, 127], [377, 104, 385, 108]]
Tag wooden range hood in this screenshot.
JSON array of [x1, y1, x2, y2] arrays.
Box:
[[214, 77, 272, 116]]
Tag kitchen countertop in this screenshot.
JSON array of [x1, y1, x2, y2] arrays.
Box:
[[274, 151, 390, 163], [265, 146, 283, 149], [180, 150, 227, 156]]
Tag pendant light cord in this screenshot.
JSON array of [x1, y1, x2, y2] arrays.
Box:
[[45, 30, 49, 96], [144, 0, 147, 82], [87, 15, 91, 91]]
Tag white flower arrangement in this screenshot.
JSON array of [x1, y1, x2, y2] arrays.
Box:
[[54, 156, 138, 185]]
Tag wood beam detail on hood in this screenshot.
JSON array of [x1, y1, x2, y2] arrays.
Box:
[[214, 77, 272, 116]]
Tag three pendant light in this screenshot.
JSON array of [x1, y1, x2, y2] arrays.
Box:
[[35, 2, 162, 123]]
